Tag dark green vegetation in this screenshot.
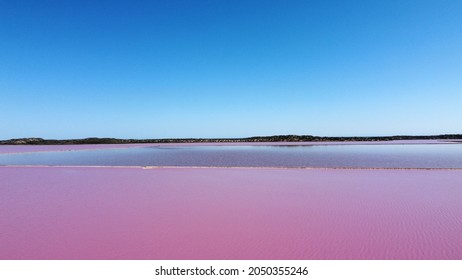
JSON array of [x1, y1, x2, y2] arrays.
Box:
[[1, 135, 462, 145]]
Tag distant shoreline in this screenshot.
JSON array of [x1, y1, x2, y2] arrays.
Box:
[[1, 134, 462, 145]]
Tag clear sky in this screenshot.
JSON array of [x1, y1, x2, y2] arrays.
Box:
[[1, 0, 461, 139]]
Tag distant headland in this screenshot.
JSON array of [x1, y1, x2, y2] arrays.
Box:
[[1, 134, 461, 145]]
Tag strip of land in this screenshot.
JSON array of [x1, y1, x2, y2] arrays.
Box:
[[1, 134, 462, 145]]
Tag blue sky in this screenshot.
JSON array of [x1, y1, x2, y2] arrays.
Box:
[[1, 0, 461, 139]]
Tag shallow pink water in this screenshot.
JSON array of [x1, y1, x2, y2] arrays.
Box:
[[0, 144, 152, 154], [1, 166, 462, 259], [0, 140, 453, 154]]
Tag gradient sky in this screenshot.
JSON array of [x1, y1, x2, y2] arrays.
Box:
[[1, 0, 461, 139]]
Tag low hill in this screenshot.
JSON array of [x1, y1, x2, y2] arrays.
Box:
[[1, 134, 462, 145]]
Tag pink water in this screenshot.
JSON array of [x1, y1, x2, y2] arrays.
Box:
[[0, 140, 453, 154], [1, 166, 461, 259], [0, 144, 153, 154]]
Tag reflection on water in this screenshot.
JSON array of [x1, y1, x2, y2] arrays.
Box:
[[1, 144, 462, 168]]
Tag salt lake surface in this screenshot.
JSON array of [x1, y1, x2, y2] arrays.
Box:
[[1, 142, 462, 259], [1, 143, 462, 168], [2, 167, 462, 259]]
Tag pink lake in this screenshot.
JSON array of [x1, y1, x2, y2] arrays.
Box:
[[0, 140, 454, 155], [1, 166, 461, 259]]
